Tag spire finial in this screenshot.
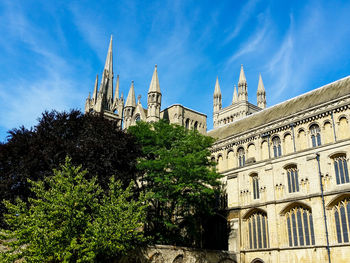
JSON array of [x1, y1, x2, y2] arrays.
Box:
[[257, 73, 265, 92], [125, 81, 136, 108], [148, 65, 160, 93], [232, 84, 238, 103], [238, 64, 247, 84], [214, 76, 221, 96]]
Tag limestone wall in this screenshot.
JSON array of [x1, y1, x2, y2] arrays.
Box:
[[119, 245, 237, 263]]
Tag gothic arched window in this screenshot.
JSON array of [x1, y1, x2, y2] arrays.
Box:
[[332, 197, 350, 243], [251, 174, 260, 200], [272, 136, 282, 157], [332, 154, 350, 185], [285, 206, 315, 247], [185, 118, 190, 129], [310, 124, 321, 147], [247, 211, 269, 249], [194, 121, 198, 130], [135, 114, 141, 122], [238, 147, 245, 167], [286, 165, 299, 193]]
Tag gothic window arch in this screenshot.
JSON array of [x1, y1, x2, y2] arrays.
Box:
[[284, 205, 315, 247], [328, 196, 350, 244], [238, 147, 245, 167], [285, 164, 299, 193], [245, 210, 269, 249], [331, 153, 349, 185], [185, 118, 190, 129], [250, 173, 260, 200], [135, 114, 141, 122], [194, 121, 198, 130], [272, 136, 282, 157], [310, 124, 321, 147]]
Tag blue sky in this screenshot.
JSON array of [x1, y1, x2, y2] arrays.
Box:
[[1, 0, 350, 142]]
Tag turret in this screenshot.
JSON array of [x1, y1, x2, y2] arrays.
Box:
[[257, 74, 266, 109], [147, 65, 161, 122], [238, 64, 248, 101], [213, 76, 222, 112], [123, 81, 136, 129]]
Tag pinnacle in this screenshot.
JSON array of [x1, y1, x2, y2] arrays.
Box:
[[125, 81, 136, 107], [148, 64, 160, 93], [238, 64, 247, 84], [232, 84, 238, 103], [257, 73, 265, 92], [104, 35, 113, 73], [214, 76, 221, 95]]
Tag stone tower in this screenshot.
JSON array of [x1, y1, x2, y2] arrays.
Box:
[[257, 74, 266, 109], [147, 65, 161, 122]]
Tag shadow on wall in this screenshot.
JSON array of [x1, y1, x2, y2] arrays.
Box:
[[117, 245, 237, 263]]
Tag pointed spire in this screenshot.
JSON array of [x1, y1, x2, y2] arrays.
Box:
[[125, 81, 136, 108], [214, 76, 221, 96], [238, 64, 247, 84], [114, 75, 119, 101], [257, 73, 265, 92], [104, 35, 113, 73], [148, 64, 160, 93], [232, 85, 238, 103], [92, 74, 98, 101]]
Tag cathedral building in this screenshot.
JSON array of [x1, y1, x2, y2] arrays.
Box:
[[209, 72, 350, 262], [85, 37, 350, 263], [85, 36, 207, 133]]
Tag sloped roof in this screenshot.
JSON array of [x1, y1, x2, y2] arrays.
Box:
[[208, 76, 350, 140]]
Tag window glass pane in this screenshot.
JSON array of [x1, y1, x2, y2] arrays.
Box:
[[292, 212, 298, 246], [335, 209, 342, 243], [344, 159, 350, 183], [287, 216, 292, 246], [257, 214, 262, 248], [273, 146, 277, 158], [317, 133, 321, 146], [262, 216, 267, 248], [312, 135, 316, 147], [243, 155, 245, 166], [256, 179, 260, 199], [303, 210, 310, 245], [309, 214, 315, 245], [290, 170, 295, 192], [335, 161, 340, 184], [278, 145, 282, 157], [287, 171, 292, 193], [295, 170, 299, 192], [249, 219, 252, 249], [341, 205, 349, 242], [339, 159, 345, 184], [252, 216, 257, 249], [297, 209, 304, 246]]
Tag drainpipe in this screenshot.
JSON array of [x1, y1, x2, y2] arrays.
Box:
[[316, 153, 331, 263], [331, 111, 337, 142]]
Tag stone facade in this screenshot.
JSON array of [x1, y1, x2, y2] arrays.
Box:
[[85, 36, 207, 133], [209, 75, 350, 263], [118, 245, 237, 263]]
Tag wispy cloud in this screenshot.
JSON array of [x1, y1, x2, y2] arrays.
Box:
[[223, 0, 261, 44]]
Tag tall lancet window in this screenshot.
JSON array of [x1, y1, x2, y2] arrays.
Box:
[[285, 205, 315, 247], [246, 211, 269, 249], [238, 147, 245, 167], [272, 136, 282, 157], [251, 174, 260, 199], [310, 124, 321, 147], [332, 154, 350, 185], [286, 165, 299, 193], [332, 197, 350, 243]]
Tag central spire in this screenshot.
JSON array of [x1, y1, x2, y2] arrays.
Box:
[[104, 35, 113, 74]]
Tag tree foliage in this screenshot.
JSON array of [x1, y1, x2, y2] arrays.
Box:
[[128, 120, 222, 247], [0, 110, 141, 227], [1, 157, 147, 263]]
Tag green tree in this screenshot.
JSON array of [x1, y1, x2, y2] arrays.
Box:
[[1, 157, 147, 263], [128, 120, 222, 247], [0, 110, 141, 227]]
